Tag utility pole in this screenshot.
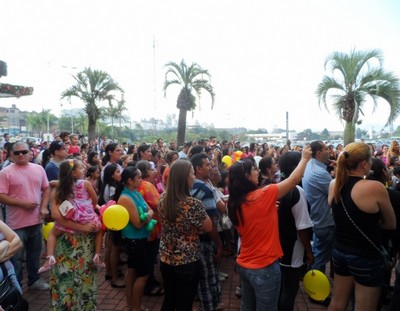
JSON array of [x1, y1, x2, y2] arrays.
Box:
[[286, 111, 289, 140]]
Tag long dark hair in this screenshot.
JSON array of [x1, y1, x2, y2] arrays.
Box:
[[102, 143, 118, 166], [227, 158, 258, 226], [114, 166, 141, 202], [87, 151, 99, 166], [98, 164, 118, 205], [55, 159, 78, 204]]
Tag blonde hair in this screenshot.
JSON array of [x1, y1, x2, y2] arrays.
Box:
[[333, 142, 371, 203]]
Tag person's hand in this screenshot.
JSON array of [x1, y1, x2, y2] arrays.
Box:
[[81, 222, 97, 233], [40, 207, 50, 218], [146, 208, 155, 221], [305, 250, 314, 265], [301, 145, 312, 161], [21, 201, 39, 209]]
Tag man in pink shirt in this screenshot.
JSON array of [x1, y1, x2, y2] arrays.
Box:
[[0, 141, 50, 290]]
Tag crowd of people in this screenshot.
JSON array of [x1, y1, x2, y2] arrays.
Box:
[[0, 131, 399, 311]]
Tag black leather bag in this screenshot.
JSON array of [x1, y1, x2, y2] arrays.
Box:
[[0, 263, 29, 311]]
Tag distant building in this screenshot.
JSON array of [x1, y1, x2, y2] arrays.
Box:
[[0, 104, 30, 135], [246, 131, 298, 143]]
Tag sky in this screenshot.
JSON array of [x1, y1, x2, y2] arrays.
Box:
[[2, 0, 400, 134]]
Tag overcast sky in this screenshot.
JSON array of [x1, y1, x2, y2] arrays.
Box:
[[2, 0, 400, 134]]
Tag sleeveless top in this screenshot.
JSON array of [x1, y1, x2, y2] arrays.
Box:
[[331, 176, 382, 258], [121, 188, 150, 239]]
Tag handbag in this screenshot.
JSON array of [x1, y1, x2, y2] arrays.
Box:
[[221, 214, 233, 230], [0, 263, 29, 311], [340, 197, 392, 274]]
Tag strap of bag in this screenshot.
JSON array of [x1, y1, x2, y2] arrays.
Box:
[[340, 196, 388, 256], [0, 263, 8, 277]]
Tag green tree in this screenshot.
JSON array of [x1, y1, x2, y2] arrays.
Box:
[[61, 67, 124, 143], [316, 49, 400, 145], [163, 59, 215, 146], [26, 109, 56, 137], [320, 128, 330, 140]]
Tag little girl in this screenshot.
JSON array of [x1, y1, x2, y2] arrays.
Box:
[[39, 159, 104, 273], [86, 165, 100, 195], [68, 133, 81, 155], [98, 164, 125, 288]]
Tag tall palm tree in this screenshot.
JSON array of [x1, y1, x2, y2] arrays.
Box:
[[316, 49, 400, 145], [61, 67, 123, 143], [163, 59, 215, 146]]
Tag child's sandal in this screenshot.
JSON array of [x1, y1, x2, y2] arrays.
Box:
[[38, 255, 56, 274]]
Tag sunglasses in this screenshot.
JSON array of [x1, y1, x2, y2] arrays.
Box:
[[13, 150, 29, 156]]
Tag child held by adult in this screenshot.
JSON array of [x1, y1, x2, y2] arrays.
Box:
[[39, 159, 104, 273]]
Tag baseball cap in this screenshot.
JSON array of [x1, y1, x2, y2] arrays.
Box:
[[49, 141, 66, 155]]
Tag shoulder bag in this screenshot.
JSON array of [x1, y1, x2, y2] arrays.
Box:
[[0, 263, 29, 311], [340, 197, 391, 274]]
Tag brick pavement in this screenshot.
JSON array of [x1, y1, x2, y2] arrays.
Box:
[[22, 254, 335, 311]]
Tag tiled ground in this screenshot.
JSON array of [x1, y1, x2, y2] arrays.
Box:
[[22, 254, 341, 311]]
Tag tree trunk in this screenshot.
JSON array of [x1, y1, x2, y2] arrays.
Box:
[[177, 108, 187, 147], [344, 121, 356, 146], [88, 115, 97, 144]]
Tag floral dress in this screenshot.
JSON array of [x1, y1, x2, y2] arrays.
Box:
[[49, 232, 97, 310]]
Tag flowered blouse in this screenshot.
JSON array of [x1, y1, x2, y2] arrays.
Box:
[[158, 194, 207, 266]]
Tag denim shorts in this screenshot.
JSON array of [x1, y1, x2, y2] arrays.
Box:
[[332, 248, 386, 287]]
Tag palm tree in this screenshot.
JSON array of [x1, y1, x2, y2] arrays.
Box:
[[116, 96, 128, 128], [61, 67, 123, 142], [163, 59, 215, 146], [101, 95, 119, 137], [316, 49, 400, 145]]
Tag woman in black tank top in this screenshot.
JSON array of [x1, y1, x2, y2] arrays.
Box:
[[327, 142, 396, 311]]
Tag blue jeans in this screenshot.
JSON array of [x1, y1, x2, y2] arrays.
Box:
[[311, 226, 335, 273], [11, 224, 43, 286], [237, 260, 281, 311], [160, 260, 201, 311]]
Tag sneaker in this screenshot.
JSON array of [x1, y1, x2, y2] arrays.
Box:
[[219, 271, 229, 278], [308, 296, 331, 307], [235, 286, 242, 298], [30, 278, 50, 291]]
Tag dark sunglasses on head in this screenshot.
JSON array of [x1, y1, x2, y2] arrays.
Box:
[[13, 150, 29, 156]]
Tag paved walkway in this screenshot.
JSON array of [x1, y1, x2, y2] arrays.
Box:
[[23, 254, 335, 311]]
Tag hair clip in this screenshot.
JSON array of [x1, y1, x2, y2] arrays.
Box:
[[342, 151, 349, 159], [69, 159, 75, 169]]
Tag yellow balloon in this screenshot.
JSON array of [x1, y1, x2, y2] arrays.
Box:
[[303, 270, 331, 301], [222, 155, 233, 168], [42, 222, 54, 241], [102, 204, 129, 231]]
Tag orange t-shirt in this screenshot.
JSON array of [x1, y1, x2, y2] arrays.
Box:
[[236, 184, 283, 269]]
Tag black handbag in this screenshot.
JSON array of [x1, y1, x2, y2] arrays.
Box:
[[0, 263, 29, 311]]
